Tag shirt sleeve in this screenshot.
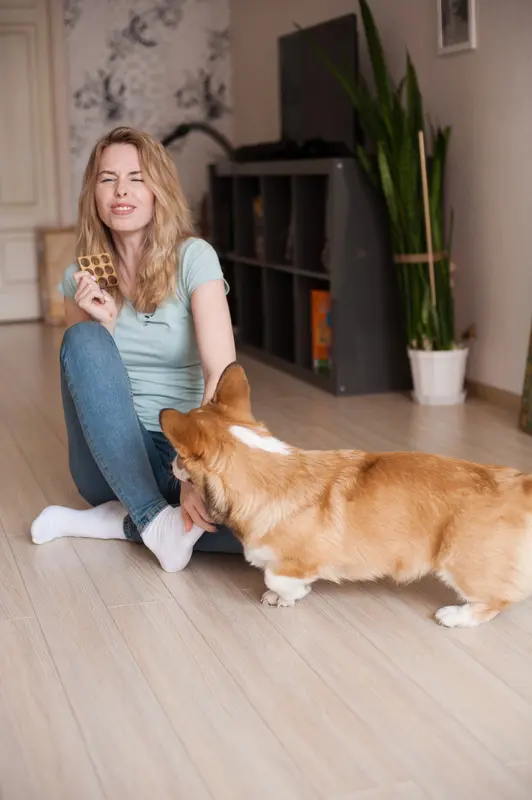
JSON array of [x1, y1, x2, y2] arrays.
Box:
[[179, 238, 229, 308], [57, 263, 78, 300]]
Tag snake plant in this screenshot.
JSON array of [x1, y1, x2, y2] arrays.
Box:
[[304, 0, 456, 350]]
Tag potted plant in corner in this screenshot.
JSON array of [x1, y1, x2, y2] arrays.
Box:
[[306, 0, 473, 404]]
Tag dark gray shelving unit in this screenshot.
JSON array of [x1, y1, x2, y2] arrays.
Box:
[[208, 158, 411, 396]]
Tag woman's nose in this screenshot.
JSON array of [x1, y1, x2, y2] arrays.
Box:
[[114, 181, 128, 197]]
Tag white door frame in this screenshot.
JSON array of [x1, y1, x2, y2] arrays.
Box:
[[48, 0, 74, 226], [0, 0, 73, 322]]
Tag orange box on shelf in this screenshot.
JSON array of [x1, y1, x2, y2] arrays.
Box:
[[311, 289, 332, 375]]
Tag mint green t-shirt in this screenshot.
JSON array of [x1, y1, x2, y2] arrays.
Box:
[[59, 237, 228, 432]]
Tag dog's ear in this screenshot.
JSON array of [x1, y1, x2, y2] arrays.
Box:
[[159, 408, 203, 456], [212, 362, 251, 418]]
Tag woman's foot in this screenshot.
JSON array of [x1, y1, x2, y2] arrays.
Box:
[[141, 505, 204, 572], [31, 501, 204, 573], [31, 501, 127, 543]]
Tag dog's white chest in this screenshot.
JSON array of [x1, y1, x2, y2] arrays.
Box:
[[244, 545, 276, 569]]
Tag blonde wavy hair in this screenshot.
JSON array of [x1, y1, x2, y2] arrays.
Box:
[[77, 126, 195, 313]]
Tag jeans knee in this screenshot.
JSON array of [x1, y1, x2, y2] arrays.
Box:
[[72, 472, 116, 508], [60, 321, 114, 369]]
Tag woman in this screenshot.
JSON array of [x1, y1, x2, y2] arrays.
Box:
[[31, 126, 240, 571]]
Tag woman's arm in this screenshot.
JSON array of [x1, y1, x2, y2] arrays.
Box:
[[191, 278, 236, 405], [179, 278, 235, 532]]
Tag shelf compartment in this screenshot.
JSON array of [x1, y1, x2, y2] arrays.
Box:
[[209, 157, 412, 397], [294, 175, 328, 274], [208, 171, 233, 253], [235, 262, 264, 349], [234, 176, 262, 258], [262, 176, 294, 265], [264, 269, 295, 363], [295, 274, 333, 375]]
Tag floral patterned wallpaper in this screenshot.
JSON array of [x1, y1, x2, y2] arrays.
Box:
[[64, 0, 232, 221]]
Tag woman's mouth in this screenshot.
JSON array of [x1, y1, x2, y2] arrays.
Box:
[[110, 204, 136, 216]]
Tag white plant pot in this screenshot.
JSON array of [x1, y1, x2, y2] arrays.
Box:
[[408, 347, 469, 406]]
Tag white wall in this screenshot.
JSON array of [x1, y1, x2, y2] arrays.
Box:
[[64, 0, 232, 223], [230, 0, 532, 396]]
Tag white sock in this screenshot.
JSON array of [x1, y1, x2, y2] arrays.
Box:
[[141, 505, 204, 572], [31, 501, 127, 544], [31, 501, 204, 573]]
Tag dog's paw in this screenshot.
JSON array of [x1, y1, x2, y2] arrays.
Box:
[[261, 590, 295, 607], [435, 604, 479, 628]]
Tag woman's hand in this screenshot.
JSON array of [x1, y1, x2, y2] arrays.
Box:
[[180, 480, 216, 533], [73, 271, 118, 327]]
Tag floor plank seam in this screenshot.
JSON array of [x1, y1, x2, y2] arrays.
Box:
[[0, 414, 55, 511], [365, 583, 532, 711], [239, 583, 428, 790], [14, 538, 211, 797], [105, 601, 216, 800], [3, 535, 108, 798], [321, 586, 531, 777], [433, 628, 532, 707], [0, 615, 35, 626], [162, 584, 314, 791], [0, 362, 68, 452], [72, 539, 174, 606], [106, 599, 163, 609]]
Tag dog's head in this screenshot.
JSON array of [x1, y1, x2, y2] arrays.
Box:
[[159, 362, 258, 521]]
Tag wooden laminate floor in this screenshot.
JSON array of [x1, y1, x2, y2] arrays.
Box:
[[0, 322, 531, 800]]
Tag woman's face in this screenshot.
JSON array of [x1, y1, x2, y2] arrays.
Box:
[[94, 143, 155, 235]]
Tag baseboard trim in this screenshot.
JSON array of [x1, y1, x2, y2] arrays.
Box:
[[466, 380, 521, 412]]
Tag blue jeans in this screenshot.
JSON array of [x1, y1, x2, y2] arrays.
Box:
[[60, 321, 241, 553]]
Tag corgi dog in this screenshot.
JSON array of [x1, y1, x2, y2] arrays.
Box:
[[160, 362, 532, 628]]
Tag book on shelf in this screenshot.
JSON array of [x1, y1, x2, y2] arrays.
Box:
[[311, 289, 332, 375]]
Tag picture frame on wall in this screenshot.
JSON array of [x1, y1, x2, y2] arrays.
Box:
[[437, 0, 477, 55]]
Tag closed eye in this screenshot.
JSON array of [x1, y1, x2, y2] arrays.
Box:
[[98, 171, 143, 183]]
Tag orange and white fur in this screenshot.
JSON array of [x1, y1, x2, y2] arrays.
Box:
[[160, 363, 532, 628]]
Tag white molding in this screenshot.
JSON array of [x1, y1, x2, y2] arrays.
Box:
[[46, 0, 74, 225]]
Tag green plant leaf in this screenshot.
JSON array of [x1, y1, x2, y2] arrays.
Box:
[[295, 4, 455, 350], [359, 0, 393, 137], [356, 144, 377, 184], [353, 74, 387, 146], [377, 142, 402, 246], [391, 77, 406, 130], [406, 52, 424, 138]]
